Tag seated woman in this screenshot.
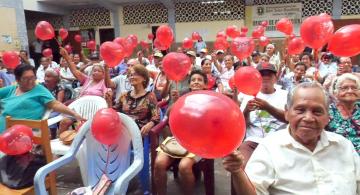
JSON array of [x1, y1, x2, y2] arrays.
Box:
[[201, 58, 223, 92], [0, 64, 83, 133], [327, 73, 360, 154], [58, 47, 109, 133], [110, 64, 160, 136], [41, 68, 65, 103], [153, 69, 208, 195]]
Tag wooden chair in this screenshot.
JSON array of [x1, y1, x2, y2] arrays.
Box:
[[150, 117, 215, 195], [0, 116, 57, 195]]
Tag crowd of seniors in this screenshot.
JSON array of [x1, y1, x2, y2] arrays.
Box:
[[0, 37, 360, 195]]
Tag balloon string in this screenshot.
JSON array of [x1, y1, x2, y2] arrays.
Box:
[[254, 93, 265, 138], [54, 37, 62, 47]]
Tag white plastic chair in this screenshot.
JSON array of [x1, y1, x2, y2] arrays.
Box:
[[49, 95, 108, 155], [34, 113, 144, 195]]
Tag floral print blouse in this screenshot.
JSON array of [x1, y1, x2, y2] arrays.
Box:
[[114, 91, 160, 129], [326, 102, 360, 155]]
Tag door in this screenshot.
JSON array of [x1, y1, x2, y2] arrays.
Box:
[[99, 28, 115, 44]]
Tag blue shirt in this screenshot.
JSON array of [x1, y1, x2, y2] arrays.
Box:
[[0, 71, 16, 87]]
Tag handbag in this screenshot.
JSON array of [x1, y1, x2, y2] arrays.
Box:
[[160, 137, 188, 158], [59, 130, 77, 145], [0, 152, 46, 189]]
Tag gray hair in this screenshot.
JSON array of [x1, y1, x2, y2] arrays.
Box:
[[331, 73, 360, 95], [286, 82, 330, 109]]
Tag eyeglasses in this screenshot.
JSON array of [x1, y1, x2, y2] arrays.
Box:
[[339, 86, 359, 92], [20, 76, 36, 82]]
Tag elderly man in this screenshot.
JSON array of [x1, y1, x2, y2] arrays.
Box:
[[323, 57, 358, 91], [224, 82, 360, 195]]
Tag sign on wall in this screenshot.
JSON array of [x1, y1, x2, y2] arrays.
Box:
[[252, 3, 302, 37]]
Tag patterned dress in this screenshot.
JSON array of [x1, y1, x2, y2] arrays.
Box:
[[115, 91, 160, 129], [326, 102, 360, 155]]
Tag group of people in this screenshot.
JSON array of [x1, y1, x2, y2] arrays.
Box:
[[0, 36, 360, 194]]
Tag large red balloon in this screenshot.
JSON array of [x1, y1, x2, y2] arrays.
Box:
[[74, 34, 82, 43], [140, 40, 149, 49], [288, 37, 305, 55], [207, 74, 216, 89], [100, 41, 125, 68], [127, 34, 138, 49], [234, 66, 262, 96], [230, 37, 255, 60], [226, 25, 240, 38], [87, 40, 96, 51], [114, 37, 133, 57], [216, 31, 227, 39], [328, 24, 360, 57], [162, 52, 192, 81], [300, 14, 334, 49], [276, 18, 293, 35], [91, 108, 124, 145], [192, 32, 201, 41], [259, 36, 270, 47], [214, 37, 229, 51], [154, 38, 169, 51], [182, 37, 193, 49], [147, 33, 154, 40], [156, 25, 174, 48], [59, 28, 68, 40], [2, 51, 20, 69], [42, 48, 52, 57], [252, 26, 265, 39], [169, 91, 246, 158], [64, 45, 72, 53], [35, 21, 55, 41], [0, 125, 33, 155]]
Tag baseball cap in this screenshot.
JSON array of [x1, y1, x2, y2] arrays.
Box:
[[154, 51, 163, 58], [256, 62, 277, 73], [216, 50, 224, 54], [186, 50, 196, 57]]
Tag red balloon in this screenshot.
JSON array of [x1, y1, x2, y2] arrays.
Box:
[[74, 34, 82, 43], [156, 25, 174, 47], [234, 66, 262, 96], [230, 37, 255, 60], [91, 108, 124, 145], [87, 40, 96, 51], [228, 76, 235, 90], [261, 21, 269, 27], [162, 52, 192, 81], [288, 37, 305, 55], [239, 32, 246, 37], [240, 27, 248, 33], [127, 34, 138, 49], [59, 28, 68, 40], [276, 18, 294, 35], [154, 38, 169, 51], [259, 36, 270, 47], [42, 48, 52, 57], [35, 21, 55, 41], [252, 26, 265, 39], [64, 45, 72, 53], [192, 32, 201, 41], [147, 33, 154, 40], [328, 24, 360, 57], [140, 40, 149, 49], [182, 37, 193, 49], [2, 51, 20, 69], [114, 37, 134, 57], [207, 74, 216, 89], [289, 34, 296, 39], [300, 14, 334, 49], [0, 125, 33, 155], [216, 31, 227, 39], [100, 41, 125, 68], [226, 25, 240, 38], [214, 37, 229, 51], [169, 91, 245, 158]]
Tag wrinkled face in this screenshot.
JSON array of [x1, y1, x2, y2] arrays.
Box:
[[18, 70, 36, 91], [217, 53, 225, 60], [189, 74, 206, 91], [301, 55, 311, 67], [224, 56, 233, 69], [154, 57, 162, 67], [91, 66, 104, 81], [201, 59, 212, 74], [286, 87, 329, 147], [128, 68, 145, 87], [73, 54, 80, 63], [336, 79, 359, 104], [266, 45, 275, 55], [294, 65, 306, 79], [338, 57, 352, 74], [260, 70, 276, 90], [44, 72, 58, 85]]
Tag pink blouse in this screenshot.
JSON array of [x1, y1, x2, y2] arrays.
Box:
[[79, 76, 108, 97]]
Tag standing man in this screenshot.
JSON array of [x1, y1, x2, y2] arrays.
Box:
[[31, 39, 43, 69]]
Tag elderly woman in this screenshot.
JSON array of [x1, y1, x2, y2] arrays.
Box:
[[201, 58, 223, 92], [58, 47, 109, 133], [0, 64, 83, 132], [111, 64, 160, 136], [327, 73, 360, 154], [154, 69, 208, 195], [41, 68, 64, 102]]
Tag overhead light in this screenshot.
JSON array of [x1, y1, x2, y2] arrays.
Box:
[[202, 0, 225, 4]]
